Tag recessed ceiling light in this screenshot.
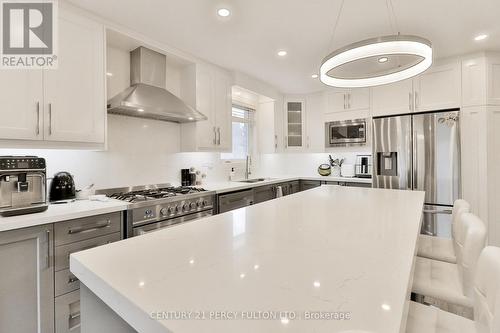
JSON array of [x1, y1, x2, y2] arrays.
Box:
[[313, 281, 321, 288], [277, 50, 287, 57], [378, 57, 389, 63], [311, 74, 319, 79], [137, 108, 144, 112], [217, 8, 231, 17], [106, 72, 113, 77], [188, 117, 194, 121], [474, 34, 488, 41]]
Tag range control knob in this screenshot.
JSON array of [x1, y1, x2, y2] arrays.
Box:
[[160, 208, 168, 216], [197, 201, 203, 208], [167, 206, 175, 214], [175, 205, 181, 213], [183, 203, 190, 212], [202, 200, 208, 207], [190, 202, 197, 210]]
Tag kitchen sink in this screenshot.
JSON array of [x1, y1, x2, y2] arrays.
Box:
[[238, 178, 271, 183]]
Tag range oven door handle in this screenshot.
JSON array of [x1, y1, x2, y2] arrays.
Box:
[[133, 210, 213, 236]]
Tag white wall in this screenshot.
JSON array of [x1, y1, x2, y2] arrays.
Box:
[[255, 152, 369, 177]]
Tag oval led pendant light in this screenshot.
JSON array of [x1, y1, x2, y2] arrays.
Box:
[[320, 0, 432, 88]]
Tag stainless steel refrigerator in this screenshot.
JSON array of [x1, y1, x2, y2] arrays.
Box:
[[372, 110, 461, 237]]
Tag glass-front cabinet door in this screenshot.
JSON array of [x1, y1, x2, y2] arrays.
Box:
[[285, 99, 305, 149]]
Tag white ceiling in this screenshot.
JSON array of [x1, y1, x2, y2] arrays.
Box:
[[68, 0, 500, 94]]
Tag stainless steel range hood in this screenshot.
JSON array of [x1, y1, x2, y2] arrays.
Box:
[[107, 47, 206, 123]]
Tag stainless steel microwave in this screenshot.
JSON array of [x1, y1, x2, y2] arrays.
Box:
[[325, 119, 367, 146]]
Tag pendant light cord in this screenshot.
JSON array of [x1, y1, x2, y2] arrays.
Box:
[[386, 0, 400, 35], [326, 0, 345, 55]]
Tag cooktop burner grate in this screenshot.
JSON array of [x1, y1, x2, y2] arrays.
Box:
[[108, 186, 207, 203]]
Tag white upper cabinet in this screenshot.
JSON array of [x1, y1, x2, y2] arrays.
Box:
[[326, 89, 348, 112], [256, 100, 277, 154], [487, 55, 500, 105], [181, 64, 232, 152], [326, 88, 370, 113], [413, 60, 461, 112], [372, 59, 461, 117], [44, 9, 105, 143], [462, 54, 500, 107], [371, 78, 414, 116], [193, 65, 216, 150], [213, 71, 232, 151], [0, 71, 43, 140], [305, 92, 326, 152], [0, 8, 105, 146], [284, 98, 306, 150]]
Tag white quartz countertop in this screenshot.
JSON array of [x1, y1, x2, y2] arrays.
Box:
[[204, 175, 372, 194], [71, 186, 424, 333], [0, 199, 128, 232], [0, 176, 370, 232]]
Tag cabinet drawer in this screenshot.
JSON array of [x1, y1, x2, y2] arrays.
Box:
[[55, 232, 120, 271], [55, 290, 80, 333], [55, 269, 80, 297], [55, 212, 121, 246]]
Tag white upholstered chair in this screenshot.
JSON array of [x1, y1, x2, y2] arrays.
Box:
[[417, 199, 470, 264], [412, 212, 487, 309], [406, 246, 500, 333]]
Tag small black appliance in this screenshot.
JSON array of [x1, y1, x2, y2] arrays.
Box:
[[49, 172, 76, 202]]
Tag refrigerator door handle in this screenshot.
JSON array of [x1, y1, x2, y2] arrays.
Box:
[[412, 127, 417, 190]]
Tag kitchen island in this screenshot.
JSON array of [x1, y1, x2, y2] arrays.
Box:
[[70, 186, 425, 333]]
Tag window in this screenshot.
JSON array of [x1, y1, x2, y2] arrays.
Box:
[[221, 105, 255, 160]]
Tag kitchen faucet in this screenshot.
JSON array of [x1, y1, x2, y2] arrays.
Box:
[[245, 155, 252, 180]]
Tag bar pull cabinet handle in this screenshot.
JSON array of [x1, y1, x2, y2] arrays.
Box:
[[213, 127, 217, 145], [69, 311, 81, 320], [274, 135, 278, 150], [68, 276, 79, 284], [423, 209, 453, 215], [48, 103, 52, 135], [217, 127, 221, 145], [348, 93, 351, 109], [36, 102, 40, 135], [46, 229, 51, 268], [414, 91, 419, 110], [68, 220, 111, 234], [409, 93, 412, 111], [343, 94, 347, 109]]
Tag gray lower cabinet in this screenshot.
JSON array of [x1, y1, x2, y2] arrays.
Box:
[[53, 211, 122, 333], [346, 181, 372, 188], [218, 189, 255, 213], [288, 181, 300, 194], [0, 224, 54, 333], [323, 181, 372, 188], [300, 180, 321, 191], [254, 184, 276, 204]]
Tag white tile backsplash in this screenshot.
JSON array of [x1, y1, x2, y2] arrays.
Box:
[[0, 115, 371, 189]]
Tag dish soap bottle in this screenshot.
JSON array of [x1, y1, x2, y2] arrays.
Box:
[[229, 167, 236, 181]]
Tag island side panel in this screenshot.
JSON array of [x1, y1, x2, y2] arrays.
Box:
[[80, 284, 137, 333]]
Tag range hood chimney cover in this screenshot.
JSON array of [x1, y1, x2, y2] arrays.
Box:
[[107, 47, 206, 123]]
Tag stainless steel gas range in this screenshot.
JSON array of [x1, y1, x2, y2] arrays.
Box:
[[97, 184, 215, 237]]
